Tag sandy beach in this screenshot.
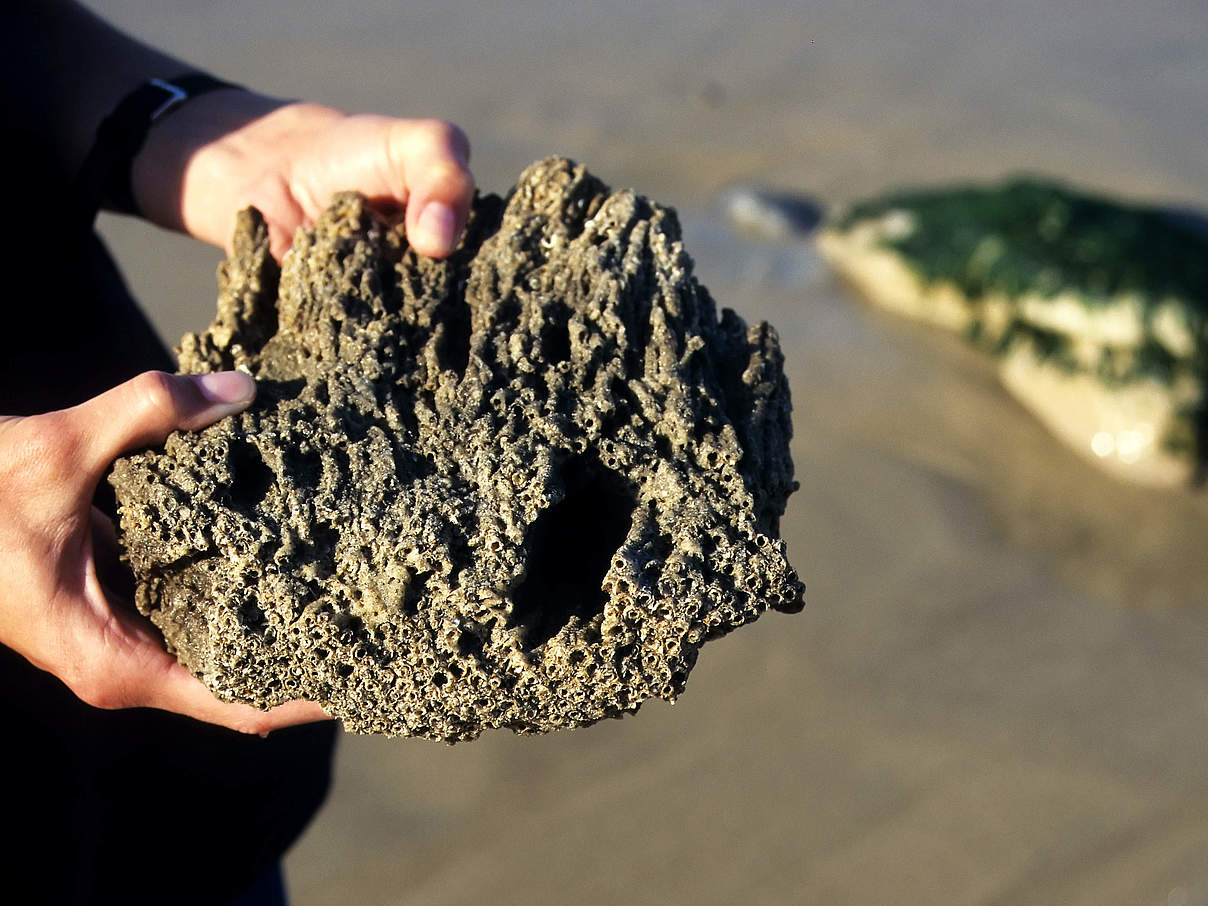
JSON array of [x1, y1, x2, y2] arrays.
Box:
[[90, 0, 1208, 902]]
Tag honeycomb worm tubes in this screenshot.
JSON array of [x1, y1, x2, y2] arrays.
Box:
[[111, 157, 804, 741]]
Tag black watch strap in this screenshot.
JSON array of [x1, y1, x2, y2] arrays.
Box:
[[75, 73, 241, 228]]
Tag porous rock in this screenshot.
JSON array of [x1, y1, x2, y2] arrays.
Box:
[[110, 157, 803, 741]]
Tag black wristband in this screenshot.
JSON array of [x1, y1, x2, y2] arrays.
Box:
[[75, 73, 242, 227]]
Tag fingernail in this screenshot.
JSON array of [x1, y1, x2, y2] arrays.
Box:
[[413, 201, 456, 254], [195, 371, 256, 407]]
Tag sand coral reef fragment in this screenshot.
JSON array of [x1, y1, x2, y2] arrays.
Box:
[[110, 157, 804, 741]]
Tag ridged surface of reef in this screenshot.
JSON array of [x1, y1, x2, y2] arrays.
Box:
[[110, 157, 803, 741]]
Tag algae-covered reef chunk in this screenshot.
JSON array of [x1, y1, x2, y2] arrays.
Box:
[[817, 178, 1208, 486], [110, 157, 804, 741]]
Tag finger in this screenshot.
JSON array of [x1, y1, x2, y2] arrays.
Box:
[[80, 619, 331, 735], [393, 120, 475, 258], [69, 566, 331, 735], [267, 222, 299, 264], [64, 370, 255, 480], [146, 663, 332, 735]]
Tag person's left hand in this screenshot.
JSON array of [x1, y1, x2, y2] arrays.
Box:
[[132, 91, 475, 261], [0, 370, 330, 734]]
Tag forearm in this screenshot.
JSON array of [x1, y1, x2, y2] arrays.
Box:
[[9, 2, 296, 243], [7, 2, 473, 258]]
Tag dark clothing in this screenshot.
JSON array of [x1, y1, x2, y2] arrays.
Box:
[[1, 645, 335, 906], [0, 119, 336, 905]]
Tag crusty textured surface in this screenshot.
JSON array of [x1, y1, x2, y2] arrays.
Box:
[[110, 157, 803, 741]]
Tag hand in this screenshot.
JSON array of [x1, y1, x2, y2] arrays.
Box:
[[133, 91, 475, 262], [0, 371, 329, 735]]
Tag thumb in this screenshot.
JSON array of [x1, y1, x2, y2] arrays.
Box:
[[66, 370, 255, 480]]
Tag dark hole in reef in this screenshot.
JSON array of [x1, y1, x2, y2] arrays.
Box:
[[333, 405, 371, 441], [306, 522, 340, 579], [389, 389, 422, 440], [401, 569, 431, 617], [238, 600, 266, 633], [457, 627, 485, 658], [335, 612, 364, 634], [311, 522, 340, 556], [654, 434, 673, 460], [284, 445, 323, 489], [395, 447, 437, 480], [434, 267, 472, 376], [511, 449, 637, 651], [257, 378, 307, 403], [609, 376, 638, 414], [332, 446, 350, 481], [436, 307, 471, 376], [540, 301, 572, 366], [227, 440, 274, 510]]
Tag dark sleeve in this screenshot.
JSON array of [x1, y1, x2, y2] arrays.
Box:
[[1, 27, 336, 906]]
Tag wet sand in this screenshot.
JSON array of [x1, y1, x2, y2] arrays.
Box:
[[91, 0, 1208, 902]]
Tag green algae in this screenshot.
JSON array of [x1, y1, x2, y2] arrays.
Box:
[[837, 178, 1208, 326]]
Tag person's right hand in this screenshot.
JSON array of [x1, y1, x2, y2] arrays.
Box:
[[132, 90, 476, 263], [0, 370, 329, 735]]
